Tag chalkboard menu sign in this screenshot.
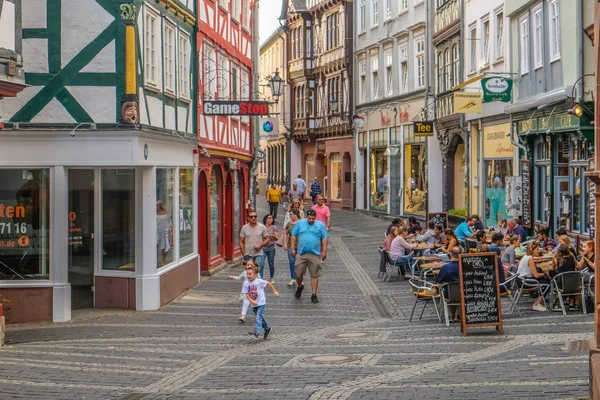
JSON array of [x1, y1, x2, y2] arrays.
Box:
[[458, 253, 503, 336], [521, 160, 531, 228], [427, 212, 448, 229], [589, 158, 596, 240]]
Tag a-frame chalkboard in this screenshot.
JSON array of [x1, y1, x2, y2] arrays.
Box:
[[427, 212, 448, 229], [458, 252, 503, 336]]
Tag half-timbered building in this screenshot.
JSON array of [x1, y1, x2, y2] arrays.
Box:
[[0, 0, 198, 323], [197, 0, 253, 272]]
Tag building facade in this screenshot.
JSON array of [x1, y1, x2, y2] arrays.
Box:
[[259, 27, 289, 191], [505, 0, 595, 242], [0, 0, 199, 323], [354, 0, 432, 218], [282, 0, 354, 209], [197, 0, 253, 272], [0, 0, 27, 100]]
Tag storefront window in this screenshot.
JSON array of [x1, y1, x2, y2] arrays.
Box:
[[573, 167, 582, 232], [102, 169, 135, 271], [403, 144, 426, 215], [210, 167, 220, 258], [156, 169, 175, 267], [534, 137, 551, 225], [331, 153, 342, 200], [234, 172, 241, 239], [370, 149, 388, 212], [305, 154, 315, 189], [179, 168, 194, 257], [0, 169, 50, 280], [484, 160, 512, 227]]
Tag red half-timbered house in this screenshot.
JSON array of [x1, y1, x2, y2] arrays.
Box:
[[197, 0, 253, 273]]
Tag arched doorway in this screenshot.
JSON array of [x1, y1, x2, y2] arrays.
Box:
[[446, 134, 465, 211], [209, 166, 223, 264], [198, 170, 209, 272]]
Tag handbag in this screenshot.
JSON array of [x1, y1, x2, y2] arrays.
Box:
[[276, 234, 284, 247]]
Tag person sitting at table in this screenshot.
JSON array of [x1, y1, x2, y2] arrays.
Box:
[[417, 221, 436, 247], [537, 229, 557, 252], [516, 242, 550, 312], [454, 215, 476, 241], [433, 224, 445, 247], [494, 218, 508, 235], [407, 216, 423, 235], [489, 233, 506, 254], [438, 229, 459, 261], [435, 246, 462, 321], [551, 243, 578, 311], [383, 226, 399, 252], [577, 240, 595, 279], [389, 226, 417, 277], [472, 214, 485, 231], [501, 235, 521, 273], [552, 235, 577, 257], [386, 218, 402, 236], [505, 219, 527, 242], [482, 236, 507, 291], [474, 230, 487, 251]]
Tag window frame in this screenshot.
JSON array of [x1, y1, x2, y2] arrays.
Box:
[[414, 36, 425, 89], [178, 30, 191, 100], [519, 14, 530, 75], [144, 6, 160, 88], [371, 0, 378, 28], [481, 17, 490, 66], [399, 44, 408, 93], [494, 9, 504, 61], [548, 0, 561, 62], [468, 24, 477, 73], [399, 0, 408, 13], [359, 0, 366, 33], [385, 49, 393, 97], [163, 20, 176, 95], [452, 44, 460, 86], [371, 53, 379, 100], [532, 5, 543, 70]]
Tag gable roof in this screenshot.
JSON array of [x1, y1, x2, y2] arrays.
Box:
[[280, 0, 308, 19]]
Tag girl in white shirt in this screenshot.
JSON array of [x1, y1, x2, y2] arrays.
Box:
[[516, 242, 549, 312], [228, 260, 261, 323]]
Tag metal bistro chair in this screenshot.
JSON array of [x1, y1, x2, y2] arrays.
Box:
[[408, 278, 441, 322], [549, 271, 584, 315], [512, 275, 550, 312], [500, 273, 520, 316], [440, 281, 461, 326], [585, 273, 595, 314]]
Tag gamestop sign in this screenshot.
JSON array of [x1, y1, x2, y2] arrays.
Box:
[[203, 101, 270, 116]]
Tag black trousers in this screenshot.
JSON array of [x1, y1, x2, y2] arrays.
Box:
[[269, 201, 278, 220]]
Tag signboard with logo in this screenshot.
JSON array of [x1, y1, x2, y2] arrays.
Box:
[[414, 121, 434, 137], [454, 92, 483, 114], [481, 77, 513, 103], [482, 123, 514, 158], [317, 141, 326, 155], [521, 160, 531, 229], [203, 101, 270, 116]]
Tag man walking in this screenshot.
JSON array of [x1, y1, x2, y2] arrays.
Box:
[[266, 183, 281, 221], [312, 194, 331, 231], [294, 175, 307, 200], [287, 182, 302, 203], [290, 209, 328, 303], [310, 177, 322, 205], [239, 211, 269, 273]]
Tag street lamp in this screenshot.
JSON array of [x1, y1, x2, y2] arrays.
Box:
[[329, 95, 339, 114], [268, 69, 284, 104]]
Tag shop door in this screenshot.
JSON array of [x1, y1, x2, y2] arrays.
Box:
[[68, 170, 95, 309], [554, 176, 569, 231]]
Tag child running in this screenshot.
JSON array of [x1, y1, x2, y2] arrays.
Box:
[[243, 264, 279, 340], [228, 260, 261, 323]]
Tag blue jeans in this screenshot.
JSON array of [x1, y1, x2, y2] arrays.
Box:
[[244, 254, 265, 277], [287, 247, 296, 279], [252, 305, 269, 334], [394, 255, 414, 275], [263, 248, 276, 279]]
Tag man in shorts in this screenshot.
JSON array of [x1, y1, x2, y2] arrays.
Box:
[[290, 209, 329, 303]]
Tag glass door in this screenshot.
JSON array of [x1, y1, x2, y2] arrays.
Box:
[[554, 176, 569, 231], [68, 170, 95, 309]]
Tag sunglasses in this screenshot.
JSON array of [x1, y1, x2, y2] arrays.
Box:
[[249, 215, 257, 218]]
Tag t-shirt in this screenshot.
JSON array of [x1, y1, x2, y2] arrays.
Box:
[[294, 178, 306, 193], [517, 255, 533, 277], [311, 204, 330, 226], [291, 219, 329, 256], [240, 223, 268, 256], [263, 225, 279, 251], [454, 222, 473, 241], [288, 187, 301, 200], [436, 261, 460, 284], [507, 224, 527, 242], [501, 246, 516, 267], [266, 187, 281, 202], [555, 255, 576, 274], [242, 278, 269, 306]]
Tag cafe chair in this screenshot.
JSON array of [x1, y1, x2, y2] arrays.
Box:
[[440, 282, 461, 326], [585, 273, 595, 314], [513, 276, 549, 312], [500, 273, 520, 316], [549, 271, 584, 316], [380, 249, 407, 282], [408, 278, 441, 322]]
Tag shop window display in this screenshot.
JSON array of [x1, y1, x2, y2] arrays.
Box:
[[370, 149, 388, 212], [156, 169, 175, 267], [331, 153, 342, 200], [102, 169, 135, 271], [484, 160, 512, 227], [210, 167, 221, 258], [179, 168, 194, 257], [0, 169, 50, 280], [403, 144, 426, 215]]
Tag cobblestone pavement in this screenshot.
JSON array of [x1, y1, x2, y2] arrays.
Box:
[[0, 199, 594, 399]]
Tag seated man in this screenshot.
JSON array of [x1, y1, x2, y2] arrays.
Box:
[[474, 230, 487, 251], [537, 229, 557, 252], [417, 221, 436, 246], [386, 218, 402, 236], [433, 224, 446, 248], [472, 214, 485, 231], [435, 246, 462, 321], [505, 219, 527, 242], [488, 232, 507, 291], [454, 215, 476, 242]]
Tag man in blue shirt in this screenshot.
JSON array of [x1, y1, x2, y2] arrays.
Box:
[[488, 232, 506, 289], [505, 219, 527, 242], [436, 247, 461, 284], [454, 215, 476, 241], [291, 209, 329, 303]]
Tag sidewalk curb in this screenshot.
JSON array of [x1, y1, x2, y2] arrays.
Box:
[[201, 256, 244, 277]]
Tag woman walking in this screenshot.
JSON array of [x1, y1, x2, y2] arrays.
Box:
[[283, 198, 304, 227], [262, 214, 278, 283], [283, 209, 301, 287]]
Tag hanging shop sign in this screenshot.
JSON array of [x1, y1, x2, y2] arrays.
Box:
[[481, 77, 513, 103], [203, 101, 270, 116], [483, 123, 513, 158], [316, 141, 326, 155], [454, 92, 483, 114], [414, 121, 434, 137]]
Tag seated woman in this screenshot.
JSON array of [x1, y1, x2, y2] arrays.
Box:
[[551, 243, 578, 311], [438, 229, 458, 261], [516, 242, 550, 312], [389, 226, 417, 277], [553, 235, 577, 257], [383, 226, 399, 252], [501, 235, 521, 273], [577, 240, 595, 280]]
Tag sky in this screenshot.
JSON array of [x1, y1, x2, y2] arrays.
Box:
[[259, 0, 284, 45]]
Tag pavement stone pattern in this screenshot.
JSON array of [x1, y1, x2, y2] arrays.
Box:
[[0, 198, 594, 399]]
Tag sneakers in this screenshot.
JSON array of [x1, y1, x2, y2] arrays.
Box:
[[238, 315, 246, 323], [287, 279, 296, 287], [552, 303, 563, 312], [295, 285, 304, 299], [569, 304, 581, 311], [270, 278, 275, 284], [311, 294, 319, 304], [264, 327, 272, 340], [532, 304, 547, 312], [246, 332, 260, 340]]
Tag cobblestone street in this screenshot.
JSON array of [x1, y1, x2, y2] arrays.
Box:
[[0, 201, 594, 399]]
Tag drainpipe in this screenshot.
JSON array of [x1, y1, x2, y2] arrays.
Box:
[[578, 0, 584, 99], [460, 0, 468, 213], [509, 114, 527, 155], [249, 0, 262, 210]]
